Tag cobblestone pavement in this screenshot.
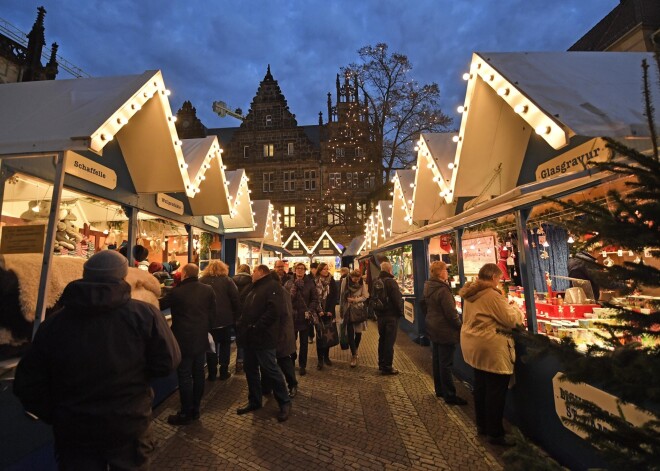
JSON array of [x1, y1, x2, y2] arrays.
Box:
[[151, 321, 506, 470]]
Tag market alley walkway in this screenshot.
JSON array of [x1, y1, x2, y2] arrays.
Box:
[[151, 321, 506, 470]]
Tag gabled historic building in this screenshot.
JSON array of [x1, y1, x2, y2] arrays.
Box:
[[176, 66, 382, 248], [0, 6, 59, 84]]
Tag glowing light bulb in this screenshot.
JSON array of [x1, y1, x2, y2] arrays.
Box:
[[452, 135, 461, 143], [535, 125, 551, 135], [497, 87, 509, 96], [514, 104, 528, 114]]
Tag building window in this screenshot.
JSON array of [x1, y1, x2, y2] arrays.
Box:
[[265, 115, 272, 126], [287, 142, 294, 155], [283, 170, 295, 192], [346, 172, 359, 189], [243, 145, 249, 158], [329, 172, 341, 188], [263, 144, 274, 158], [262, 172, 274, 193], [355, 147, 363, 158], [364, 172, 375, 189], [283, 205, 296, 228], [305, 206, 317, 226], [323, 239, 330, 249], [293, 239, 300, 249], [327, 203, 345, 225], [304, 170, 317, 190], [356, 202, 367, 220], [335, 147, 345, 158]]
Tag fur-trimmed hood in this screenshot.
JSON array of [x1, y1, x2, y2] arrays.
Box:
[[458, 280, 501, 302]]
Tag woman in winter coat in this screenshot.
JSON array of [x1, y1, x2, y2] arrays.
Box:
[[314, 262, 338, 370], [339, 270, 369, 368], [201, 260, 240, 381], [284, 262, 319, 376], [458, 263, 523, 447], [423, 261, 466, 405], [232, 264, 252, 373]]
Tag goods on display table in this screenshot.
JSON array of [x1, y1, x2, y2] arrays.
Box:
[[377, 244, 415, 295]]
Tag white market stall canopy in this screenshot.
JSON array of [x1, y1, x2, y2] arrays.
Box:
[[0, 70, 200, 197], [411, 132, 458, 223], [181, 136, 232, 215], [310, 230, 343, 256], [451, 51, 659, 202], [224, 200, 281, 246], [377, 200, 393, 243], [283, 231, 311, 256], [220, 169, 255, 232], [390, 169, 416, 237]]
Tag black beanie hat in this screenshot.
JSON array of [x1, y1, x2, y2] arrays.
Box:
[[83, 250, 128, 282]]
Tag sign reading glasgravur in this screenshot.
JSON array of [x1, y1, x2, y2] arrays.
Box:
[[318, 249, 335, 255], [65, 154, 117, 189], [156, 193, 184, 215], [552, 373, 657, 440], [0, 225, 46, 254], [536, 138, 611, 181]]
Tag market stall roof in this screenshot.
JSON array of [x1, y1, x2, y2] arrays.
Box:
[[411, 132, 458, 223], [220, 169, 255, 232], [364, 210, 379, 251], [283, 231, 311, 255], [343, 235, 366, 258], [377, 200, 393, 243], [390, 169, 416, 237], [224, 200, 280, 246], [450, 52, 658, 202], [310, 230, 343, 256], [0, 70, 197, 196], [181, 136, 233, 215], [375, 168, 615, 251]]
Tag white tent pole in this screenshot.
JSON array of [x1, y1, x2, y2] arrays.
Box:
[[33, 151, 68, 337]]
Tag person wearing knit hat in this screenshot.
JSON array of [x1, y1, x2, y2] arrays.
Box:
[[148, 262, 164, 274], [14, 249, 180, 470], [83, 250, 128, 282]]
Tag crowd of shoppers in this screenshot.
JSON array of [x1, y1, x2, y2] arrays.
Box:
[[14, 251, 522, 469]]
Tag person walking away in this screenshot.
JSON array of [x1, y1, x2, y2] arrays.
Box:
[[232, 264, 253, 374], [459, 263, 523, 446], [14, 250, 180, 470], [161, 263, 216, 425], [372, 261, 403, 375], [262, 271, 298, 398], [284, 263, 319, 376], [340, 269, 369, 367], [236, 265, 292, 422], [423, 261, 466, 405], [314, 262, 338, 370], [200, 260, 240, 381]]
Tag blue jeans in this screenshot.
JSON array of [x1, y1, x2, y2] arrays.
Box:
[[244, 347, 291, 407], [177, 353, 205, 416]]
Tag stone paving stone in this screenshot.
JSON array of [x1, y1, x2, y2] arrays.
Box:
[[151, 320, 506, 470]]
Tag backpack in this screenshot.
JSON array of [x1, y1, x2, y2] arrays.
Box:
[[370, 278, 389, 311]]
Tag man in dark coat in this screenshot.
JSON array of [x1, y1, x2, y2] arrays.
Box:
[[232, 264, 253, 374], [423, 261, 466, 405], [236, 265, 292, 422], [161, 263, 216, 425], [274, 259, 293, 286], [14, 250, 180, 470], [375, 261, 404, 375], [262, 271, 298, 398]]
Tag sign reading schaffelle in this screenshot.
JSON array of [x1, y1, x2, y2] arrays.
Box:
[[535, 138, 610, 181], [65, 153, 117, 189]]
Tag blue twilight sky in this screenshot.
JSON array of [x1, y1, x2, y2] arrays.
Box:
[[3, 0, 618, 129]]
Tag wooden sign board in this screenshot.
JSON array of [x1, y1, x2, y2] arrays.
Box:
[[0, 224, 46, 254]]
